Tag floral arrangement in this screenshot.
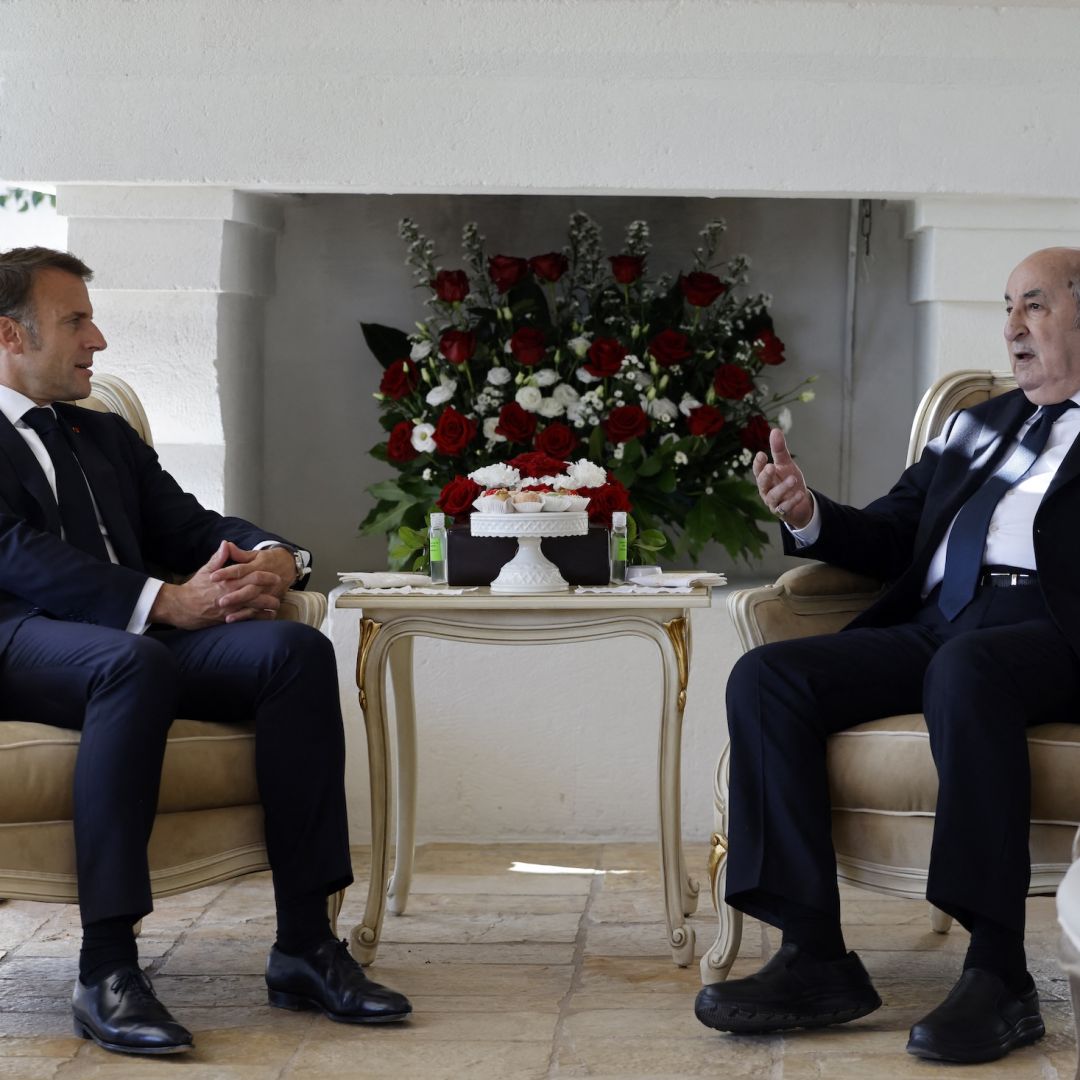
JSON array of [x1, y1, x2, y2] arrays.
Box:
[[360, 212, 813, 567]]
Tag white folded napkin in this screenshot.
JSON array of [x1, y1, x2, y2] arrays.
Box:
[[628, 571, 726, 588], [337, 571, 432, 588]]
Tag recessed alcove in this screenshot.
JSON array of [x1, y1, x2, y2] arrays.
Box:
[[262, 193, 916, 590]]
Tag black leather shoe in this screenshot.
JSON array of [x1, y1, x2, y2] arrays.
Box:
[[694, 943, 882, 1033], [266, 938, 412, 1023], [906, 968, 1044, 1063], [71, 964, 193, 1055]]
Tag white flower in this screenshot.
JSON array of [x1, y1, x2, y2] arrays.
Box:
[[410, 423, 435, 453], [425, 375, 457, 407], [777, 406, 793, 434], [705, 485, 714, 495], [679, 394, 702, 417], [410, 341, 432, 361], [553, 383, 580, 406], [487, 366, 512, 386], [755, 379, 769, 396], [613, 445, 625, 461], [566, 404, 586, 427], [470, 462, 518, 487], [674, 451, 688, 466], [481, 417, 507, 444], [629, 370, 654, 391], [533, 368, 559, 387], [538, 397, 565, 418], [740, 448, 754, 466], [575, 367, 598, 384], [647, 397, 679, 422], [800, 390, 816, 403], [422, 467, 432, 481], [516, 385, 543, 412], [565, 459, 608, 489], [568, 335, 591, 358], [660, 432, 679, 446]]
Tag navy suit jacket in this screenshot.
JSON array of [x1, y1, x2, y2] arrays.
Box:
[[784, 388, 1080, 657], [0, 402, 296, 658]]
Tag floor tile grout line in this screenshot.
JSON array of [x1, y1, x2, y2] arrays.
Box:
[[546, 868, 603, 1078]]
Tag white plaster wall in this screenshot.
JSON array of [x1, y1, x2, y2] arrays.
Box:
[[4, 1, 1080, 201]]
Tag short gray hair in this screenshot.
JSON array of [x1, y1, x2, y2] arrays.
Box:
[[0, 247, 93, 345]]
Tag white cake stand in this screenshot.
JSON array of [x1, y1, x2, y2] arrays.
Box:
[[471, 511, 589, 594]]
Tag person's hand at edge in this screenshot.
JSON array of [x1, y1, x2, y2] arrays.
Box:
[[752, 428, 813, 530]]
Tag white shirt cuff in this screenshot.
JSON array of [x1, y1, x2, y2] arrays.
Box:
[[127, 577, 165, 634], [785, 494, 821, 547]]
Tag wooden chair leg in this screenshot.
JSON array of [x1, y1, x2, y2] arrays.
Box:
[[700, 745, 743, 984]]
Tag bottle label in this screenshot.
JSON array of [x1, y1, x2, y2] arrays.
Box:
[[616, 537, 628, 560], [430, 535, 444, 561]]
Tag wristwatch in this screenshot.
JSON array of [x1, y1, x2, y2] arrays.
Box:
[[273, 544, 309, 586]]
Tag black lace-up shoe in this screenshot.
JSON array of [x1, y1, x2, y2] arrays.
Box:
[[266, 938, 412, 1023], [694, 943, 882, 1034], [906, 969, 1044, 1063], [72, 964, 193, 1055]]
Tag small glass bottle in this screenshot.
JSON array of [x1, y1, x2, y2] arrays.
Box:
[[428, 512, 448, 585], [610, 511, 628, 584]]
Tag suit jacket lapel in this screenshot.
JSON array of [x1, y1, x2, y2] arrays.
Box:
[[54, 405, 144, 571], [0, 411, 62, 535]]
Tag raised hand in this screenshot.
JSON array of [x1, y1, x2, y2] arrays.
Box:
[[752, 428, 813, 530]]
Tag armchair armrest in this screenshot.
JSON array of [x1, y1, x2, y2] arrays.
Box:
[[727, 563, 884, 652], [278, 590, 328, 629]]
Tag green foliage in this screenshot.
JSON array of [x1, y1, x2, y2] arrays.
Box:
[[0, 188, 55, 213]]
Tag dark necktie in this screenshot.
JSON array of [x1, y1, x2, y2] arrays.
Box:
[[937, 399, 1076, 620], [21, 407, 110, 561]]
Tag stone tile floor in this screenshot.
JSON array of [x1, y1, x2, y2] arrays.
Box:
[[0, 842, 1075, 1078]]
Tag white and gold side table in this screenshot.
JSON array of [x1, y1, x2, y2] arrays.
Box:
[[335, 587, 713, 968]]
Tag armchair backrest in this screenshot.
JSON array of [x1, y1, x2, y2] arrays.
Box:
[[68, 373, 154, 446], [906, 369, 1016, 466]]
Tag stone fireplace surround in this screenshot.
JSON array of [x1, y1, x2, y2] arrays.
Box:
[[8, 0, 1080, 841]]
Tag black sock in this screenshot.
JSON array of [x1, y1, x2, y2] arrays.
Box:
[[79, 915, 139, 985], [275, 890, 333, 956], [781, 903, 847, 962], [964, 917, 1027, 994]]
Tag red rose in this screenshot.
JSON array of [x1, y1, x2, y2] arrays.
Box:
[[739, 415, 772, 454], [603, 404, 649, 444], [509, 327, 547, 367], [437, 475, 482, 517], [439, 328, 477, 366], [379, 358, 420, 400], [687, 404, 725, 437], [488, 255, 529, 293], [495, 402, 538, 444], [433, 406, 478, 456], [586, 473, 633, 526], [584, 337, 627, 378], [648, 329, 692, 368], [387, 421, 419, 462], [535, 422, 579, 459], [713, 363, 754, 400], [754, 330, 786, 366], [431, 269, 470, 303], [528, 252, 569, 282], [507, 450, 568, 478], [609, 255, 645, 285], [679, 271, 727, 307]]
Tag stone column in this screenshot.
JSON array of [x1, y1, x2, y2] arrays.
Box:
[[55, 186, 283, 519], [906, 198, 1080, 395]]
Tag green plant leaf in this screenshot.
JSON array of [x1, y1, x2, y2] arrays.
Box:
[[398, 525, 427, 549], [637, 453, 663, 477], [367, 479, 414, 502], [588, 425, 606, 462], [360, 322, 412, 369]]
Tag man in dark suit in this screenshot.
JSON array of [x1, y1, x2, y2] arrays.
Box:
[[0, 247, 411, 1055], [695, 247, 1080, 1063]]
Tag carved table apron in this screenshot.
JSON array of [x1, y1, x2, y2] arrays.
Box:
[[334, 587, 713, 967]]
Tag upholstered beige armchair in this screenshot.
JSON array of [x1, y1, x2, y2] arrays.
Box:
[[701, 369, 1080, 984], [0, 374, 334, 913]]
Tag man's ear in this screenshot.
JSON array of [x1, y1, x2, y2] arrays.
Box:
[[0, 317, 26, 354]]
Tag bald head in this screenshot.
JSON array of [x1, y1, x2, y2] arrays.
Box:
[[1004, 247, 1080, 404]]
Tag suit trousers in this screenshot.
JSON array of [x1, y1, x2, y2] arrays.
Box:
[[0, 616, 353, 926], [725, 582, 1080, 937]]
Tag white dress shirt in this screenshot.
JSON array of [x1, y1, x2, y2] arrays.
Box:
[[787, 393, 1080, 597]]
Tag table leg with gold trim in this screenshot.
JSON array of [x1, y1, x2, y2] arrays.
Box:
[[337, 590, 713, 970]]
